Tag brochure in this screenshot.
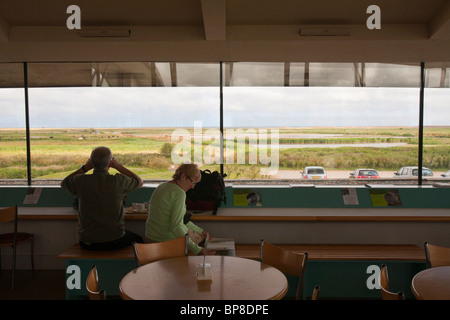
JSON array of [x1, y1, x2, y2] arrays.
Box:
[[370, 189, 402, 207], [341, 188, 359, 205], [23, 187, 42, 205], [233, 188, 263, 207]]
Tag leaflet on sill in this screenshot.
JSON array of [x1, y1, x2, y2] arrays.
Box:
[[23, 187, 42, 205], [341, 188, 359, 205], [370, 189, 402, 207]]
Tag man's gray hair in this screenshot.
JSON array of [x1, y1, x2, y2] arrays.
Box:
[[90, 146, 113, 170]]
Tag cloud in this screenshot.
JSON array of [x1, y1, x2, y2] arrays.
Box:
[[0, 86, 448, 128]]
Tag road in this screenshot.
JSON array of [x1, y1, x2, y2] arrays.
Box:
[[274, 170, 447, 180]]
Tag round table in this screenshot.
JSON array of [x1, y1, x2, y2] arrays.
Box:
[[411, 266, 450, 300], [119, 255, 288, 300]]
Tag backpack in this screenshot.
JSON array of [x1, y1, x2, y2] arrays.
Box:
[[185, 170, 226, 215]]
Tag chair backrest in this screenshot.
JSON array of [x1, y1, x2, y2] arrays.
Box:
[[379, 264, 405, 300], [311, 285, 320, 300], [0, 205, 18, 238], [0, 205, 17, 224], [133, 234, 189, 267], [260, 240, 308, 300], [86, 265, 106, 300], [424, 242, 450, 268]]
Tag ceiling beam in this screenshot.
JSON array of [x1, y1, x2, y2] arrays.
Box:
[[170, 62, 178, 87], [201, 0, 226, 40], [284, 62, 290, 86], [0, 15, 9, 42], [428, 0, 450, 40]]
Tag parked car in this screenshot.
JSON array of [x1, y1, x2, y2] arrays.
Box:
[[441, 170, 450, 178], [349, 168, 380, 179], [393, 166, 433, 178], [301, 166, 327, 179]]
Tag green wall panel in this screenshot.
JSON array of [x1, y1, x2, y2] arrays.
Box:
[[0, 185, 449, 209]]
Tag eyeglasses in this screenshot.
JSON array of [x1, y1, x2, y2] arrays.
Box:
[[189, 178, 197, 186]]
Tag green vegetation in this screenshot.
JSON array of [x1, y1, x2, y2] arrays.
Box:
[[279, 146, 450, 171], [0, 126, 448, 180]]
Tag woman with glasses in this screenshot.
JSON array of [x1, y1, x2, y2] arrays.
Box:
[[145, 163, 213, 255]]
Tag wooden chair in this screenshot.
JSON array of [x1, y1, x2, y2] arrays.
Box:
[[311, 285, 320, 300], [260, 239, 308, 300], [424, 242, 450, 268], [133, 234, 189, 267], [86, 265, 106, 300], [379, 264, 405, 300], [0, 205, 34, 292]]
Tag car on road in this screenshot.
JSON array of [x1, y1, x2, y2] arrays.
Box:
[[301, 166, 327, 179], [349, 168, 380, 179], [393, 166, 433, 178], [441, 170, 450, 178]]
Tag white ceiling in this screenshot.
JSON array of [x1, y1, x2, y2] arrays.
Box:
[[0, 0, 449, 62]]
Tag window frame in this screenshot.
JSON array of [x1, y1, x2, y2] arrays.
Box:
[[0, 61, 448, 186]]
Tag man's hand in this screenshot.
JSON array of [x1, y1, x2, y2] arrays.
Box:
[[109, 156, 144, 188], [84, 158, 94, 171], [109, 156, 120, 169], [60, 158, 93, 185]]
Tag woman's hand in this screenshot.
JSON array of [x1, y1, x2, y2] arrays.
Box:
[[201, 230, 211, 241]]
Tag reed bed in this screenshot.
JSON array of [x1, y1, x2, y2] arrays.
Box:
[[0, 127, 448, 179]]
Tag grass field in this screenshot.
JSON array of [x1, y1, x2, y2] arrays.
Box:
[[0, 126, 448, 180]]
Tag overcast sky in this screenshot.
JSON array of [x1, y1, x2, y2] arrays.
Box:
[[0, 86, 449, 128]]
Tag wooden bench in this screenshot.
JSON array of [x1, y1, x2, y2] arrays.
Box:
[[234, 243, 425, 261], [58, 243, 135, 260], [59, 242, 425, 261]]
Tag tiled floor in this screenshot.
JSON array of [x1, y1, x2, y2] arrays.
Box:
[[0, 270, 66, 300]]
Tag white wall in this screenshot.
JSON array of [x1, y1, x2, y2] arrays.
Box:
[[1, 207, 449, 270]]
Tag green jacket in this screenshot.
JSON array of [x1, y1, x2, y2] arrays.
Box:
[[145, 182, 203, 254]]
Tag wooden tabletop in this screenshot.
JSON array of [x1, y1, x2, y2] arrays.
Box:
[[411, 266, 450, 300], [119, 255, 288, 300]]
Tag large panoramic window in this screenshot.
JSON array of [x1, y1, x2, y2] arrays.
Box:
[[0, 61, 448, 185], [424, 64, 450, 181], [26, 62, 220, 181], [0, 63, 27, 181], [223, 62, 422, 181]]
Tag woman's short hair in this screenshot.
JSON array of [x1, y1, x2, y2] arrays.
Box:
[[172, 163, 201, 183], [90, 146, 113, 170]]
